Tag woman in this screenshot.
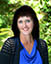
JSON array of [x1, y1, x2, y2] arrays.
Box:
[[0, 5, 49, 64]]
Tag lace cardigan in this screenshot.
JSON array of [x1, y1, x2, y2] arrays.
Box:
[[0, 37, 49, 64]]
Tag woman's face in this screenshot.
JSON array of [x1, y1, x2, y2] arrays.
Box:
[[17, 16, 34, 35]]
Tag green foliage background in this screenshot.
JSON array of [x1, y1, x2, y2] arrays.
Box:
[[0, 0, 51, 64]]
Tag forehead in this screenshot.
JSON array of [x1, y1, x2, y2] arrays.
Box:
[[17, 16, 32, 21]]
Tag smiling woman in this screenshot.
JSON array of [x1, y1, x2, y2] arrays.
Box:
[[0, 5, 49, 64], [17, 16, 34, 35]]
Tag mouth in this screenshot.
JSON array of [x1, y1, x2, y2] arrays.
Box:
[[23, 28, 29, 31]]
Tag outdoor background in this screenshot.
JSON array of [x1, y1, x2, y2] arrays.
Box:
[[0, 0, 51, 64]]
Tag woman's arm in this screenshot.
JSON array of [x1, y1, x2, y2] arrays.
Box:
[[0, 38, 15, 64], [40, 39, 49, 64]]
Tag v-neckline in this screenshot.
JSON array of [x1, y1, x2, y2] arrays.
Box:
[[24, 41, 35, 56], [20, 40, 36, 55]]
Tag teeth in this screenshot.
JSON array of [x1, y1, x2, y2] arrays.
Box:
[[24, 28, 28, 31]]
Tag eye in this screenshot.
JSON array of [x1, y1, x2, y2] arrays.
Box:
[[19, 20, 22, 23], [26, 20, 30, 23]]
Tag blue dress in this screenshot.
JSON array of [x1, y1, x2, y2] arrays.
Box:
[[19, 40, 43, 64]]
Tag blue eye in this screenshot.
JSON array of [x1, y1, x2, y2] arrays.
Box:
[[19, 20, 22, 23], [26, 20, 30, 22]]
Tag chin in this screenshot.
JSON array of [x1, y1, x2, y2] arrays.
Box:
[[20, 30, 32, 35], [22, 32, 31, 35]]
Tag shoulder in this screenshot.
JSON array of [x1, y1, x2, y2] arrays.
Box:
[[39, 39, 47, 48], [39, 39, 49, 64], [3, 36, 16, 47], [1, 36, 17, 54], [38, 39, 48, 54]]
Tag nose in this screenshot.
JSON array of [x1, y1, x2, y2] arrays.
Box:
[[23, 21, 27, 27]]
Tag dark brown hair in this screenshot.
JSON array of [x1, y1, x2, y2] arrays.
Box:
[[12, 5, 39, 40]]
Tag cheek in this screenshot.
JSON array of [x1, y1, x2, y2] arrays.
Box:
[[17, 23, 20, 29], [29, 22, 34, 29], [17, 23, 22, 30]]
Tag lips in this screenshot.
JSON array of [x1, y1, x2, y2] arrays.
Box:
[[23, 28, 29, 31]]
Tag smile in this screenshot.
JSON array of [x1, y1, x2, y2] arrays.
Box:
[[23, 28, 29, 31]]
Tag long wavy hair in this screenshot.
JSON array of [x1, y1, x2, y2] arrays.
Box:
[[12, 5, 39, 41]]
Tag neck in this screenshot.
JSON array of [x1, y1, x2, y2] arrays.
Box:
[[20, 33, 34, 44]]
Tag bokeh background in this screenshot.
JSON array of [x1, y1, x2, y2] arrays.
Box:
[[0, 0, 51, 64]]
